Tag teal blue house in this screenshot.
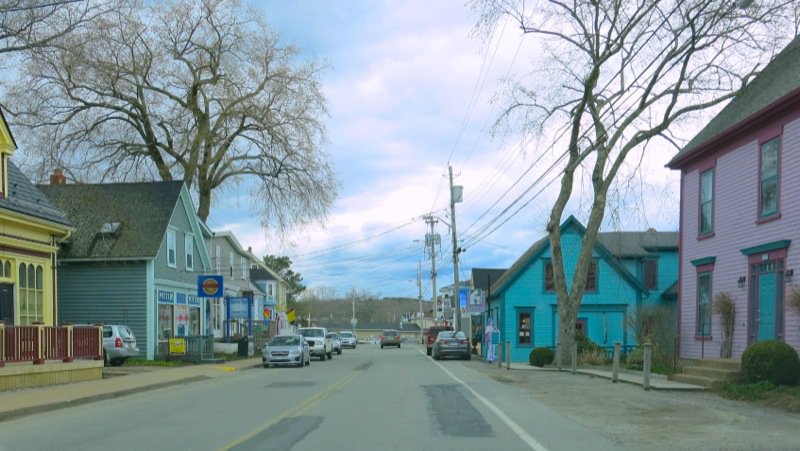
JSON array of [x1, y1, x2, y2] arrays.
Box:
[[486, 216, 677, 362]]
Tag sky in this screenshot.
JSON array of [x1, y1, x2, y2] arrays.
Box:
[[205, 0, 683, 301]]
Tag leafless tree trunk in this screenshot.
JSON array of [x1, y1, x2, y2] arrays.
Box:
[[474, 0, 797, 359], [6, 0, 337, 231]]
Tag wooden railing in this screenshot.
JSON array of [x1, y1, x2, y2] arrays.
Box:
[[0, 322, 102, 367]]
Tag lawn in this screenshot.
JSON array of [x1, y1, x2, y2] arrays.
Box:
[[715, 381, 800, 414]]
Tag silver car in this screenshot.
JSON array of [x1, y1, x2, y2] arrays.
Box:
[[262, 334, 311, 368], [103, 325, 139, 366], [327, 332, 342, 355], [339, 331, 357, 349]]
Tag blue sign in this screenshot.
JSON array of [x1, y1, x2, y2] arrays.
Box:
[[228, 297, 249, 318], [197, 275, 224, 297], [188, 295, 201, 307], [176, 292, 187, 304], [158, 290, 174, 304]]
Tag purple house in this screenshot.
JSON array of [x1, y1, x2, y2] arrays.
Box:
[[667, 37, 800, 359]]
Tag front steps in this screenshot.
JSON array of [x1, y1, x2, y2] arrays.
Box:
[[669, 358, 741, 388]]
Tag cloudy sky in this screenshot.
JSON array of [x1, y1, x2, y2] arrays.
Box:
[[206, 0, 682, 300]]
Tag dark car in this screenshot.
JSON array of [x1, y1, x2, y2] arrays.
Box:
[[425, 325, 453, 356], [380, 329, 401, 348], [432, 330, 471, 360]]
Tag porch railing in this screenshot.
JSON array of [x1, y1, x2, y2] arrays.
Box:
[[0, 322, 103, 367]]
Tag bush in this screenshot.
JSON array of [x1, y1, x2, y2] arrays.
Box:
[[575, 331, 602, 354], [741, 340, 800, 386], [625, 347, 644, 370], [529, 347, 555, 367]]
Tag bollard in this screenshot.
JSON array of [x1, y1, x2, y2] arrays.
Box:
[[497, 343, 502, 368], [506, 340, 511, 370], [556, 342, 562, 372], [612, 341, 621, 383], [571, 342, 577, 374], [643, 343, 652, 391]]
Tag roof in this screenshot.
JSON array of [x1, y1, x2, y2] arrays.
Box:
[[491, 216, 676, 296], [0, 161, 72, 228], [471, 268, 507, 292], [668, 35, 800, 168], [38, 181, 185, 259]]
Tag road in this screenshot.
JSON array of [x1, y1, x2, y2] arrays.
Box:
[[0, 343, 797, 450]]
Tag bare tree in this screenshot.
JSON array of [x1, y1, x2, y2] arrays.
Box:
[[474, 0, 797, 359], [6, 0, 337, 230], [0, 0, 111, 55]]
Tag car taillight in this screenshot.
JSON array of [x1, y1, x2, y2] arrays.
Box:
[[459, 339, 467, 345], [115, 337, 123, 348]]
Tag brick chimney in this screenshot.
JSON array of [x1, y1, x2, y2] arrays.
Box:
[[50, 168, 66, 185]]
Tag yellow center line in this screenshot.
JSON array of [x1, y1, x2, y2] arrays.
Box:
[[219, 370, 362, 451]]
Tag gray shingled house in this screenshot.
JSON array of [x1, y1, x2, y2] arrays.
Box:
[[39, 179, 212, 360]]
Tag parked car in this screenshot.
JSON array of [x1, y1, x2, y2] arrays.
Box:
[[380, 329, 401, 349], [339, 331, 357, 349], [102, 324, 139, 366], [425, 324, 453, 356], [298, 327, 333, 360], [262, 334, 311, 368], [327, 332, 342, 355], [432, 330, 471, 360]]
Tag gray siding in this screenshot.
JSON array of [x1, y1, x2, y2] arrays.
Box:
[[154, 202, 201, 286], [58, 262, 148, 354]]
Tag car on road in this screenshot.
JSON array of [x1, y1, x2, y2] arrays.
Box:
[[432, 330, 471, 360], [298, 327, 333, 360], [424, 324, 453, 356], [380, 329, 401, 348], [102, 324, 139, 366], [262, 334, 311, 368], [339, 331, 357, 349], [327, 332, 342, 355]]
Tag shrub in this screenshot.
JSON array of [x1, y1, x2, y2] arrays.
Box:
[[741, 340, 800, 386], [579, 348, 607, 365], [575, 331, 602, 354], [625, 346, 644, 370], [529, 347, 555, 367]]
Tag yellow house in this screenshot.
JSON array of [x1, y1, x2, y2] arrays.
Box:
[[0, 109, 72, 326]]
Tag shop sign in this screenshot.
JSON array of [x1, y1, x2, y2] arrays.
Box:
[[197, 275, 224, 297]]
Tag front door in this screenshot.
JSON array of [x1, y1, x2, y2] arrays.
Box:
[[751, 259, 783, 342], [0, 283, 14, 325]]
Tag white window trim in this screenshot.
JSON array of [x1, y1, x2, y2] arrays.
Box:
[[167, 229, 177, 268], [185, 234, 195, 271]]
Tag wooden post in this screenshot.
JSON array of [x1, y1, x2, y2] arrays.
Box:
[[612, 341, 621, 383], [33, 321, 45, 364], [496, 343, 502, 368], [505, 340, 511, 370], [643, 343, 652, 391], [556, 342, 562, 372], [63, 323, 74, 362], [571, 342, 577, 374], [95, 324, 104, 361]]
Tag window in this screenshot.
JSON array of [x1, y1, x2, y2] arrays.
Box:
[[185, 235, 194, 271], [544, 261, 554, 292], [696, 272, 712, 336], [19, 264, 44, 325], [699, 169, 714, 235], [517, 311, 532, 346], [644, 259, 658, 290], [167, 230, 177, 268], [585, 260, 598, 292], [229, 251, 234, 277], [759, 137, 780, 218], [545, 260, 597, 292], [159, 304, 174, 339], [240, 256, 247, 279]]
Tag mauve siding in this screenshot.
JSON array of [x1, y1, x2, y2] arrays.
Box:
[[679, 115, 800, 359], [57, 262, 148, 352]]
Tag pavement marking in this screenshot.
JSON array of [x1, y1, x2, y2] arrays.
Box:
[[216, 366, 237, 372], [418, 348, 549, 451], [219, 371, 361, 451]]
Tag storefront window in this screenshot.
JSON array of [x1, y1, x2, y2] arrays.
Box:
[[159, 304, 174, 339], [190, 307, 200, 335]]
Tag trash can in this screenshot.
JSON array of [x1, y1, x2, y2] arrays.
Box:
[[238, 336, 249, 356]]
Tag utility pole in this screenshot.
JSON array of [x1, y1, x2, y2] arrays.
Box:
[[417, 260, 423, 319], [424, 215, 439, 320], [449, 165, 463, 332]]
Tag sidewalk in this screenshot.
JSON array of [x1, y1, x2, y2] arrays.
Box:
[[0, 357, 263, 423], [495, 360, 707, 391]]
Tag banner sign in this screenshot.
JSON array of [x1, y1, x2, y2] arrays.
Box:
[[197, 275, 224, 297]]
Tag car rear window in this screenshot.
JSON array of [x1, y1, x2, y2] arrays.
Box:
[[118, 326, 134, 339], [437, 331, 454, 339], [382, 331, 397, 337]]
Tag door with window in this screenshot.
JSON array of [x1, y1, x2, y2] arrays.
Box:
[[0, 283, 13, 325], [750, 259, 783, 342]]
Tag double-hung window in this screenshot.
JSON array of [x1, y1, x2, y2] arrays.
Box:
[[759, 137, 780, 219], [185, 235, 194, 271], [699, 169, 714, 236], [167, 229, 177, 268], [517, 310, 533, 346], [644, 259, 658, 290], [696, 272, 712, 337]]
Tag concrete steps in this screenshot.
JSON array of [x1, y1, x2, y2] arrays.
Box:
[[669, 358, 741, 388]]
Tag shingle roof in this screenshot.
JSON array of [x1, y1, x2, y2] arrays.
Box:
[[0, 161, 72, 227], [668, 35, 800, 167], [38, 181, 184, 260]]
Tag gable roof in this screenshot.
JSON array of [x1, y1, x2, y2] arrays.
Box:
[[668, 35, 800, 168], [38, 181, 185, 260], [491, 216, 676, 296], [0, 161, 72, 228]]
